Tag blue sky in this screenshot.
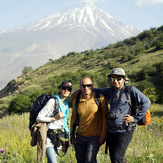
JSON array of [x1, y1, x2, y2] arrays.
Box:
[[0, 0, 162, 32]]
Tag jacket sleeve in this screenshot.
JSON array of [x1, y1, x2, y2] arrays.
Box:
[[93, 87, 111, 99], [100, 94, 108, 138], [130, 86, 151, 123]]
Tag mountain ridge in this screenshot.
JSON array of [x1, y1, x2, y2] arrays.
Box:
[[0, 26, 162, 114], [0, 2, 141, 89]]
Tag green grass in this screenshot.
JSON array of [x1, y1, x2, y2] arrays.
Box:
[[0, 104, 162, 163]]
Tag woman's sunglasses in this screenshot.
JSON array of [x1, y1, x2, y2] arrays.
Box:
[[62, 87, 72, 91]]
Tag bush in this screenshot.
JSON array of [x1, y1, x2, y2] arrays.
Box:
[[155, 42, 163, 51], [137, 30, 153, 40], [134, 45, 145, 54], [136, 65, 153, 81], [157, 25, 163, 31], [22, 66, 33, 75], [136, 81, 154, 92], [143, 87, 157, 103], [124, 37, 135, 45], [8, 95, 32, 114]]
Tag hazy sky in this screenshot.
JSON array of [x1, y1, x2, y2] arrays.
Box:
[[0, 0, 162, 32]]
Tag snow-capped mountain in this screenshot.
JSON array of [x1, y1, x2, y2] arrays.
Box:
[[0, 2, 141, 89]]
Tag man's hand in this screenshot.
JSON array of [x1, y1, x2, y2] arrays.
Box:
[[122, 114, 134, 123], [99, 136, 105, 146], [70, 136, 76, 147], [62, 144, 67, 153]]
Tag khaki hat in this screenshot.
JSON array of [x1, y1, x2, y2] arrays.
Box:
[[108, 68, 126, 77]]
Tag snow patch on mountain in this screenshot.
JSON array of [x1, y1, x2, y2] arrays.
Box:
[[0, 2, 141, 89]]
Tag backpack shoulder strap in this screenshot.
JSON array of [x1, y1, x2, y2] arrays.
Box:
[[126, 85, 132, 108], [51, 97, 59, 116], [72, 92, 81, 135], [75, 91, 101, 112], [107, 87, 114, 104], [126, 85, 139, 116], [93, 91, 101, 112], [75, 91, 81, 112]]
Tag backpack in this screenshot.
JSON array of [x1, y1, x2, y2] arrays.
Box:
[[29, 94, 59, 131], [72, 91, 101, 139], [126, 86, 151, 126]]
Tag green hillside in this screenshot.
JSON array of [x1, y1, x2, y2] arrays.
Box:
[[0, 26, 163, 115]]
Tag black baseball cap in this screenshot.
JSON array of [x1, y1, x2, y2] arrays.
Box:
[[59, 81, 72, 89]]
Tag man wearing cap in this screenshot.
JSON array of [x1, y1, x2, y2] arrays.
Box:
[[95, 68, 151, 163], [36, 81, 72, 163]]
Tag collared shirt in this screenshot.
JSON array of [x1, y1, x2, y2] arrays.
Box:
[[70, 92, 108, 138]]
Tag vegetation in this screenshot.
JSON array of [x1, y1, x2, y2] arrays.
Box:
[[0, 104, 162, 162], [22, 66, 33, 75], [0, 26, 162, 162], [0, 26, 162, 115]]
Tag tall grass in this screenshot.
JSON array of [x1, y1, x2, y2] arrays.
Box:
[[0, 104, 162, 163]]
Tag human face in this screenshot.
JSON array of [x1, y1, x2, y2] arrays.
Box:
[[110, 75, 125, 89], [60, 86, 71, 98], [80, 77, 93, 96]]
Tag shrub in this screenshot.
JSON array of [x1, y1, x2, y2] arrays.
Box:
[[136, 65, 153, 81], [143, 87, 157, 103], [137, 30, 153, 40], [157, 25, 163, 31], [67, 52, 78, 57], [8, 95, 32, 114], [134, 45, 145, 54], [22, 66, 33, 75], [155, 42, 163, 51], [135, 80, 153, 90], [124, 37, 135, 45]]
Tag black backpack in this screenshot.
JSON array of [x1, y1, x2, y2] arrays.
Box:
[[29, 94, 59, 131], [72, 91, 101, 139]]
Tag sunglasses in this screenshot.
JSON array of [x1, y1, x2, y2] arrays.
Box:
[[82, 84, 92, 88], [111, 77, 122, 82], [62, 87, 71, 91]]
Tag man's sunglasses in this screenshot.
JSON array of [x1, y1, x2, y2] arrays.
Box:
[[62, 87, 72, 91], [82, 84, 92, 88], [111, 77, 122, 82]]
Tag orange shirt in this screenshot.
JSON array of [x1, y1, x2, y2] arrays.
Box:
[[70, 92, 108, 138]]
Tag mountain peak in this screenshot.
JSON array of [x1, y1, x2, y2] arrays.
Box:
[[77, 1, 95, 6], [0, 2, 141, 89], [36, 1, 113, 29]]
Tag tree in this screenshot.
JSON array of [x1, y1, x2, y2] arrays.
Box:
[[22, 66, 33, 75]]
